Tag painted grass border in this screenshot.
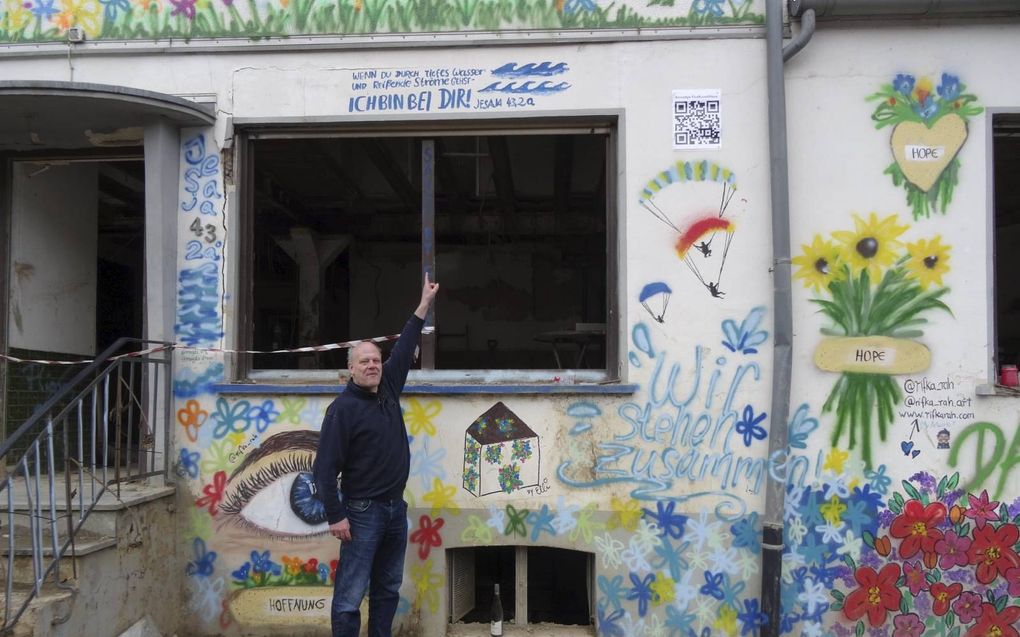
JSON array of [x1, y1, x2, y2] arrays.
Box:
[[1, 0, 761, 43]]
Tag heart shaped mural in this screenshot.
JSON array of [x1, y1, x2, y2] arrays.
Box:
[[889, 114, 967, 193], [869, 73, 983, 219]]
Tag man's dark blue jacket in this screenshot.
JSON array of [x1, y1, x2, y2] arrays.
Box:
[[313, 315, 423, 524]]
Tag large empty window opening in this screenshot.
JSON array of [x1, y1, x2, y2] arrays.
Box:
[[447, 546, 593, 633], [245, 128, 612, 377], [994, 115, 1020, 382]]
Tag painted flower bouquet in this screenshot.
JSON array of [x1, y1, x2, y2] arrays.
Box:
[[829, 473, 1020, 637], [868, 73, 982, 219], [224, 550, 337, 628], [230, 550, 335, 588], [793, 213, 951, 467]]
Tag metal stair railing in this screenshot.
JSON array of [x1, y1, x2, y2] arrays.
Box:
[[0, 338, 173, 631]]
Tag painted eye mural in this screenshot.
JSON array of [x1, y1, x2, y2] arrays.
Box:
[[219, 430, 332, 538], [637, 160, 738, 298]]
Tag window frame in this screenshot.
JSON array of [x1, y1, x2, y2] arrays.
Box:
[[0, 157, 10, 443], [234, 116, 620, 384], [985, 110, 1020, 392]]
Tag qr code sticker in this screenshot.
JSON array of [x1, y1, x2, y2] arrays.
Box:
[[672, 90, 721, 150]]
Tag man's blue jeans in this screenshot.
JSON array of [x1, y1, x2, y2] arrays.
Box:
[[332, 497, 408, 637]]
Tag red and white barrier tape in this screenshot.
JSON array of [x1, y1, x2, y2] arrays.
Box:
[[0, 327, 434, 366], [0, 345, 172, 366]]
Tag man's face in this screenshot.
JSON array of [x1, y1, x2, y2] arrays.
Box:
[[349, 343, 382, 391]]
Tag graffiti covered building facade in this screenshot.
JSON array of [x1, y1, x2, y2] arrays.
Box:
[[0, 1, 1019, 635]]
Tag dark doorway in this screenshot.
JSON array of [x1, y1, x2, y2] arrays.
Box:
[[96, 160, 145, 351], [3, 157, 144, 440]]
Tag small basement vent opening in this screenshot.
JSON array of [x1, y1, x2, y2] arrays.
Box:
[[447, 546, 594, 634]]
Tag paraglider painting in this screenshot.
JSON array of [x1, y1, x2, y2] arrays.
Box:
[[638, 281, 672, 323], [638, 160, 738, 298]]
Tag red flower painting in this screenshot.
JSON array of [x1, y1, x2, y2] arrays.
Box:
[[967, 523, 1020, 585], [934, 530, 972, 568], [929, 582, 962, 616], [827, 471, 1020, 637], [844, 563, 902, 626], [902, 560, 928, 596], [889, 500, 946, 559], [964, 490, 1001, 529], [964, 602, 1020, 637], [409, 515, 445, 560], [195, 470, 227, 515]]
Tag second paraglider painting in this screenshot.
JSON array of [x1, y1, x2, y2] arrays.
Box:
[[636, 160, 741, 323]]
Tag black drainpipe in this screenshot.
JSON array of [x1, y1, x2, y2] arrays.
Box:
[[761, 1, 814, 635]]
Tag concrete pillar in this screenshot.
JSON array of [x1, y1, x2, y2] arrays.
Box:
[[143, 119, 179, 474], [144, 119, 180, 344], [515, 545, 528, 627]]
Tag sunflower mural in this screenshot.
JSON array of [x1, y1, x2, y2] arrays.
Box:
[[794, 213, 952, 466], [868, 73, 982, 220]]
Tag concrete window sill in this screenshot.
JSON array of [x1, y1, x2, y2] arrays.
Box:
[[210, 382, 640, 396], [976, 384, 1020, 397]]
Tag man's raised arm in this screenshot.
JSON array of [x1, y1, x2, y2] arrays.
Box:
[[414, 272, 439, 319], [384, 273, 439, 387]]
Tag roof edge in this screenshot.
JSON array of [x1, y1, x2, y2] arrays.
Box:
[[0, 80, 215, 126]]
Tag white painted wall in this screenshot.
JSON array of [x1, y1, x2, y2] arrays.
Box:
[[785, 24, 1020, 469], [4, 21, 1019, 637], [8, 162, 97, 356]]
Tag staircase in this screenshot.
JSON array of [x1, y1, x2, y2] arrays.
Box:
[[0, 339, 176, 636], [2, 479, 178, 637]]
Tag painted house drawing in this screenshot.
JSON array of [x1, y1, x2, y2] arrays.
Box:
[[462, 402, 540, 496]]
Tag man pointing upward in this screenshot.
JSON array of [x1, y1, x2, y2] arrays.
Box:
[[314, 273, 439, 637]]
